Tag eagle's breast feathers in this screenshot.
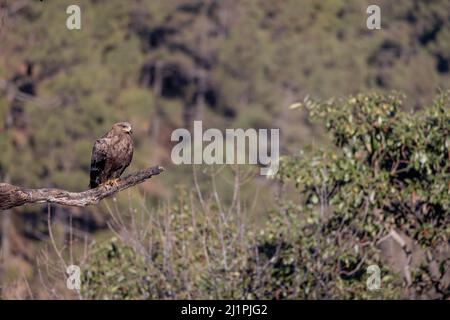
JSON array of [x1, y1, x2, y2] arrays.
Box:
[[89, 122, 133, 188]]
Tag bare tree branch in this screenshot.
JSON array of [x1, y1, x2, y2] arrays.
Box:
[[0, 166, 164, 210], [0, 78, 61, 108], [389, 228, 413, 286]]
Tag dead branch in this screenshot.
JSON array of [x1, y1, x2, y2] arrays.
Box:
[[389, 229, 413, 286], [0, 166, 164, 210], [0, 78, 61, 108]]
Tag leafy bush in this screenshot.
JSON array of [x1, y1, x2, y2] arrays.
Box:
[[82, 237, 151, 299], [277, 92, 449, 298]]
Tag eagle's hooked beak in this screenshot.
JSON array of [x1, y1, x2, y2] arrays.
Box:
[[122, 124, 132, 134], [117, 122, 132, 134]]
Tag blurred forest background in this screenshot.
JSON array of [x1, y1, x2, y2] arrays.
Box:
[[0, 0, 449, 299]]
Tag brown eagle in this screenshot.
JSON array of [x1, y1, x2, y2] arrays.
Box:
[[89, 122, 134, 188]]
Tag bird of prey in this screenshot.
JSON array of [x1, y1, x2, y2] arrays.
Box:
[[89, 122, 133, 188]]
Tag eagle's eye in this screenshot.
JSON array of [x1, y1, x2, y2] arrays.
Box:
[[120, 123, 132, 133]]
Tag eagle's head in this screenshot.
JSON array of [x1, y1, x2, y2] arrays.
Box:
[[113, 122, 132, 135]]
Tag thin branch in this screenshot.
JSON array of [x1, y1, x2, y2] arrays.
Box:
[[389, 228, 413, 286], [0, 78, 62, 108], [0, 166, 164, 210]]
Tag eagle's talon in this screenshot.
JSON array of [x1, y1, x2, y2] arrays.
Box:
[[107, 178, 120, 187], [94, 181, 108, 189]]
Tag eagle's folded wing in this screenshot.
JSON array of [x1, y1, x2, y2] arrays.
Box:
[[89, 138, 109, 188]]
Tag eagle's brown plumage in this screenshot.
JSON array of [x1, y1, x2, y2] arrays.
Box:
[[89, 122, 134, 188]]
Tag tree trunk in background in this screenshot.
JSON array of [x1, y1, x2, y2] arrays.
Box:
[[195, 1, 209, 122], [1, 212, 12, 260], [150, 60, 163, 146], [1, 75, 15, 262], [184, 1, 209, 130], [1, 176, 12, 261], [196, 68, 206, 122]]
